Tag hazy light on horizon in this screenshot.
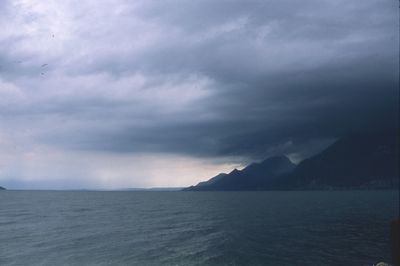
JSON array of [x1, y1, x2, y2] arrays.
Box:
[[0, 0, 397, 189]]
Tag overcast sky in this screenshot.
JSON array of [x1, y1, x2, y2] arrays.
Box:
[[0, 0, 398, 189]]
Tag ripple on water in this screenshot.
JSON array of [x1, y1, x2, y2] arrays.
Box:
[[0, 190, 397, 266]]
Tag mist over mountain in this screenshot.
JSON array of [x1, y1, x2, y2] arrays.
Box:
[[184, 128, 399, 191], [184, 156, 295, 191], [0, 0, 397, 189], [286, 128, 399, 189]]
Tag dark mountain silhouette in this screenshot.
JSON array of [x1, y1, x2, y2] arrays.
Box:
[[284, 128, 399, 189], [0, 186, 5, 190], [195, 173, 228, 188], [184, 128, 399, 191], [184, 156, 296, 191]]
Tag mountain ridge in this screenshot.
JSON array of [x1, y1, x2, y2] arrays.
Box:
[[184, 155, 296, 191], [184, 128, 399, 191]]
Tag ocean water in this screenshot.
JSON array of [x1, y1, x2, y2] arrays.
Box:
[[0, 190, 398, 266]]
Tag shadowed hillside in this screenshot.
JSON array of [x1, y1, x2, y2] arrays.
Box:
[[184, 129, 399, 191]]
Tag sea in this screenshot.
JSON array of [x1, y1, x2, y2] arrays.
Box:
[[0, 190, 398, 266]]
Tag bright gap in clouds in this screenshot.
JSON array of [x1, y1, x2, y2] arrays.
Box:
[[0, 0, 397, 189], [0, 145, 241, 190]]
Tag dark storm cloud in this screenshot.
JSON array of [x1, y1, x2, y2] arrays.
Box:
[[0, 0, 398, 162]]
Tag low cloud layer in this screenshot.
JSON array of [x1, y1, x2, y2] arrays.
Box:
[[0, 0, 398, 188]]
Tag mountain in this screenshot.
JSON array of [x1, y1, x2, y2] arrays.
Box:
[[183, 156, 296, 191], [119, 187, 184, 191], [284, 128, 399, 189], [184, 128, 399, 191], [0, 186, 5, 190], [195, 173, 228, 187]]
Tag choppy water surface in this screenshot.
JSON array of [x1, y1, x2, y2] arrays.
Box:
[[0, 190, 398, 265]]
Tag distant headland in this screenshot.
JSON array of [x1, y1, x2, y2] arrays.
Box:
[[184, 128, 399, 191]]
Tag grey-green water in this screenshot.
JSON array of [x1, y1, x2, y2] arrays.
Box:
[[0, 190, 398, 265]]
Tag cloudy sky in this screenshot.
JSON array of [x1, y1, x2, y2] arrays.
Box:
[[0, 0, 398, 189]]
